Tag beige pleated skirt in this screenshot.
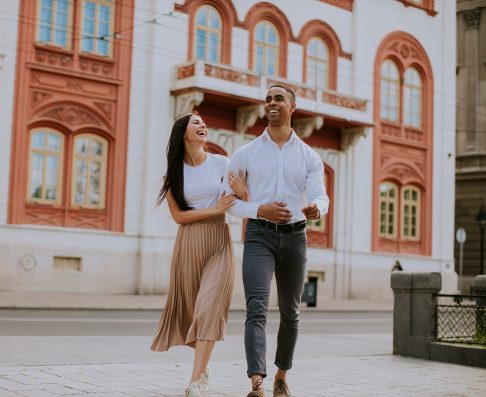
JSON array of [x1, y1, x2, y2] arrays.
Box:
[[150, 215, 235, 352]]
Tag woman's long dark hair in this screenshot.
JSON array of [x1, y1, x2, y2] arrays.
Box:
[[156, 113, 196, 210]]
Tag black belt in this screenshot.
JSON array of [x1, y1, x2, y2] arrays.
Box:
[[249, 219, 306, 233]]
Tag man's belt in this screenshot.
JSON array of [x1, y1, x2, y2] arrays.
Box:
[[249, 219, 307, 233]]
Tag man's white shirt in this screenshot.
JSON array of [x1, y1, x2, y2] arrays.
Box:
[[222, 129, 329, 222]]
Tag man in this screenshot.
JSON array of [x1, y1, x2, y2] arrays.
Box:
[[223, 85, 329, 397]]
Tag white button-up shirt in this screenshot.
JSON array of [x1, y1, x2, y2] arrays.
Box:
[[223, 129, 329, 222]]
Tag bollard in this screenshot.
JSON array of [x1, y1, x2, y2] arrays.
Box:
[[391, 272, 441, 359]]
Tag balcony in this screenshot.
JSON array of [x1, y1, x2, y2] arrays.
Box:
[[171, 60, 373, 148]]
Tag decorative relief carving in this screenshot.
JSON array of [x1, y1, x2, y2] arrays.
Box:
[[25, 208, 63, 226], [389, 165, 421, 181], [322, 91, 367, 111], [94, 101, 114, 120], [267, 79, 316, 100], [78, 57, 115, 77], [236, 104, 265, 134], [174, 91, 204, 118], [177, 64, 196, 79], [404, 128, 424, 142], [205, 64, 260, 87], [400, 44, 410, 59], [67, 211, 107, 229], [35, 50, 74, 69], [40, 105, 103, 126], [31, 91, 52, 108], [381, 123, 401, 138], [293, 116, 324, 139], [463, 8, 481, 29], [207, 129, 234, 155], [341, 127, 366, 150], [30, 71, 117, 99]]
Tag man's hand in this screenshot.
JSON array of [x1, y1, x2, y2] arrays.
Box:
[[257, 202, 292, 224], [301, 203, 320, 220]]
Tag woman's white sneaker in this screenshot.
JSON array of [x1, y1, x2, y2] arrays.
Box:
[[200, 368, 210, 392], [185, 382, 203, 397]]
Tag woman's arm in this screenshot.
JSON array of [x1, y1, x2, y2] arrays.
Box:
[[228, 170, 249, 201], [167, 190, 235, 224]]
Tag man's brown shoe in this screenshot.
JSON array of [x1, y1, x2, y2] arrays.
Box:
[[273, 379, 290, 397], [246, 378, 266, 397]]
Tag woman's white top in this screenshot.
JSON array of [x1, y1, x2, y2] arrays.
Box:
[[183, 153, 229, 209]]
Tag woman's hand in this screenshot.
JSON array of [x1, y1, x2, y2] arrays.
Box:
[[228, 169, 248, 200], [214, 191, 236, 214]]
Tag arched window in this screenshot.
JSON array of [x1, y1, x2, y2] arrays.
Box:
[[72, 134, 108, 209], [254, 21, 279, 76], [402, 186, 420, 240], [28, 128, 64, 203], [194, 5, 222, 62], [81, 0, 116, 57], [379, 182, 398, 238], [38, 0, 72, 48], [306, 37, 329, 89], [380, 60, 400, 122], [403, 68, 422, 128]]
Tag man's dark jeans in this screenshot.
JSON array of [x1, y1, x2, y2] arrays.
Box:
[[243, 220, 307, 378]]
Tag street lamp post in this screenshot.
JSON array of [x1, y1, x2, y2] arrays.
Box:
[[475, 207, 486, 275]]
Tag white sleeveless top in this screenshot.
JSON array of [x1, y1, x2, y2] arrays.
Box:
[[183, 153, 229, 209]]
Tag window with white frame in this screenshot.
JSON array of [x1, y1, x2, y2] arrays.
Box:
[[28, 129, 64, 203], [401, 185, 420, 240], [306, 37, 329, 89], [379, 182, 398, 238], [37, 0, 72, 48], [403, 67, 422, 128], [380, 60, 400, 122], [194, 5, 222, 63], [81, 0, 115, 57], [72, 134, 108, 208], [254, 21, 279, 76]]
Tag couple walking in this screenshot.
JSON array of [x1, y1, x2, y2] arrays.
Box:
[[150, 85, 329, 397]]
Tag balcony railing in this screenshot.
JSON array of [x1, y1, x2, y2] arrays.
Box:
[[173, 60, 372, 127]]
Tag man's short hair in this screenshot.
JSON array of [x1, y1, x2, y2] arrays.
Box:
[[268, 84, 296, 103]]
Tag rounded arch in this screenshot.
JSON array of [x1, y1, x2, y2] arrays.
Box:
[[374, 31, 433, 141], [381, 162, 425, 189], [298, 20, 344, 90], [205, 141, 227, 156], [72, 126, 116, 142], [244, 2, 294, 77], [182, 0, 238, 64], [372, 31, 433, 256], [31, 101, 111, 132]]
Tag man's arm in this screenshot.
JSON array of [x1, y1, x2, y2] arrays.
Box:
[[304, 151, 329, 219]]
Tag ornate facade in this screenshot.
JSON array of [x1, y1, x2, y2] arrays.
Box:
[[0, 0, 457, 300]]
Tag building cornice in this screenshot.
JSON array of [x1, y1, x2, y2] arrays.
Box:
[[457, 0, 486, 12]]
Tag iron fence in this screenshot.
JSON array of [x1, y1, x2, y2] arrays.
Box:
[[435, 294, 486, 345]]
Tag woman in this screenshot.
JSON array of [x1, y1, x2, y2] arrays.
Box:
[[151, 112, 244, 397]]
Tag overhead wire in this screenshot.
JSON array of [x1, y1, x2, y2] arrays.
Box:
[[0, 3, 482, 134]]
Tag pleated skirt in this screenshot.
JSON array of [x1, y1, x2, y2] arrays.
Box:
[[150, 215, 235, 352]]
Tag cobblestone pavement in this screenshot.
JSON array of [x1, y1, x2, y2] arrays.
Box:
[[0, 334, 485, 397]]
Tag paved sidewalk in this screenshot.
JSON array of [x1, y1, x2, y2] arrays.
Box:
[[0, 291, 393, 312], [0, 334, 484, 397]]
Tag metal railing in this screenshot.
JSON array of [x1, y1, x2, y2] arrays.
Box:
[[435, 294, 486, 345]]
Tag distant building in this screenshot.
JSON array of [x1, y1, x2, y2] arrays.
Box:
[[0, 0, 457, 300], [455, 0, 486, 290]]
